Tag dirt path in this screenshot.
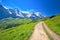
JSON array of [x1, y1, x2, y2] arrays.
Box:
[[43, 22, 60, 40], [29, 21, 60, 40], [29, 22, 49, 40]]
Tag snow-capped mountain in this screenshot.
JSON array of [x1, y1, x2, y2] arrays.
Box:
[[20, 11, 43, 20], [0, 5, 10, 19], [0, 5, 44, 20]]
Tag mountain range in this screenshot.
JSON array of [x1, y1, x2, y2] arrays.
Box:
[[0, 5, 44, 20]]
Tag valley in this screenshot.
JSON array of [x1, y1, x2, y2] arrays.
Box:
[[0, 14, 60, 40], [0, 3, 60, 40]]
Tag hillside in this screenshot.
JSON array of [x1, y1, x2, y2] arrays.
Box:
[[45, 14, 60, 35], [0, 14, 60, 40], [0, 4, 43, 40], [0, 17, 40, 40], [0, 22, 35, 40], [0, 18, 32, 30], [0, 18, 37, 40]]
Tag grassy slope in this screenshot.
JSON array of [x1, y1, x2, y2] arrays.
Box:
[[0, 18, 40, 40], [45, 14, 60, 35], [0, 18, 32, 30], [0, 23, 34, 40]]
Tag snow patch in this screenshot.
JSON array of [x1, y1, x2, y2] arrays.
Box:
[[8, 10, 12, 14], [3, 6, 9, 9]]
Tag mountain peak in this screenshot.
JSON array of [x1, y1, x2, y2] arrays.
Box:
[[0, 5, 44, 20]]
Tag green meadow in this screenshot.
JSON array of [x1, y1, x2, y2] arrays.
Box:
[[45, 14, 60, 35], [0, 14, 60, 40], [0, 23, 35, 40], [0, 18, 39, 40]]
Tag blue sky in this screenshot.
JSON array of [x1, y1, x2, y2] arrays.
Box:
[[0, 0, 60, 16]]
